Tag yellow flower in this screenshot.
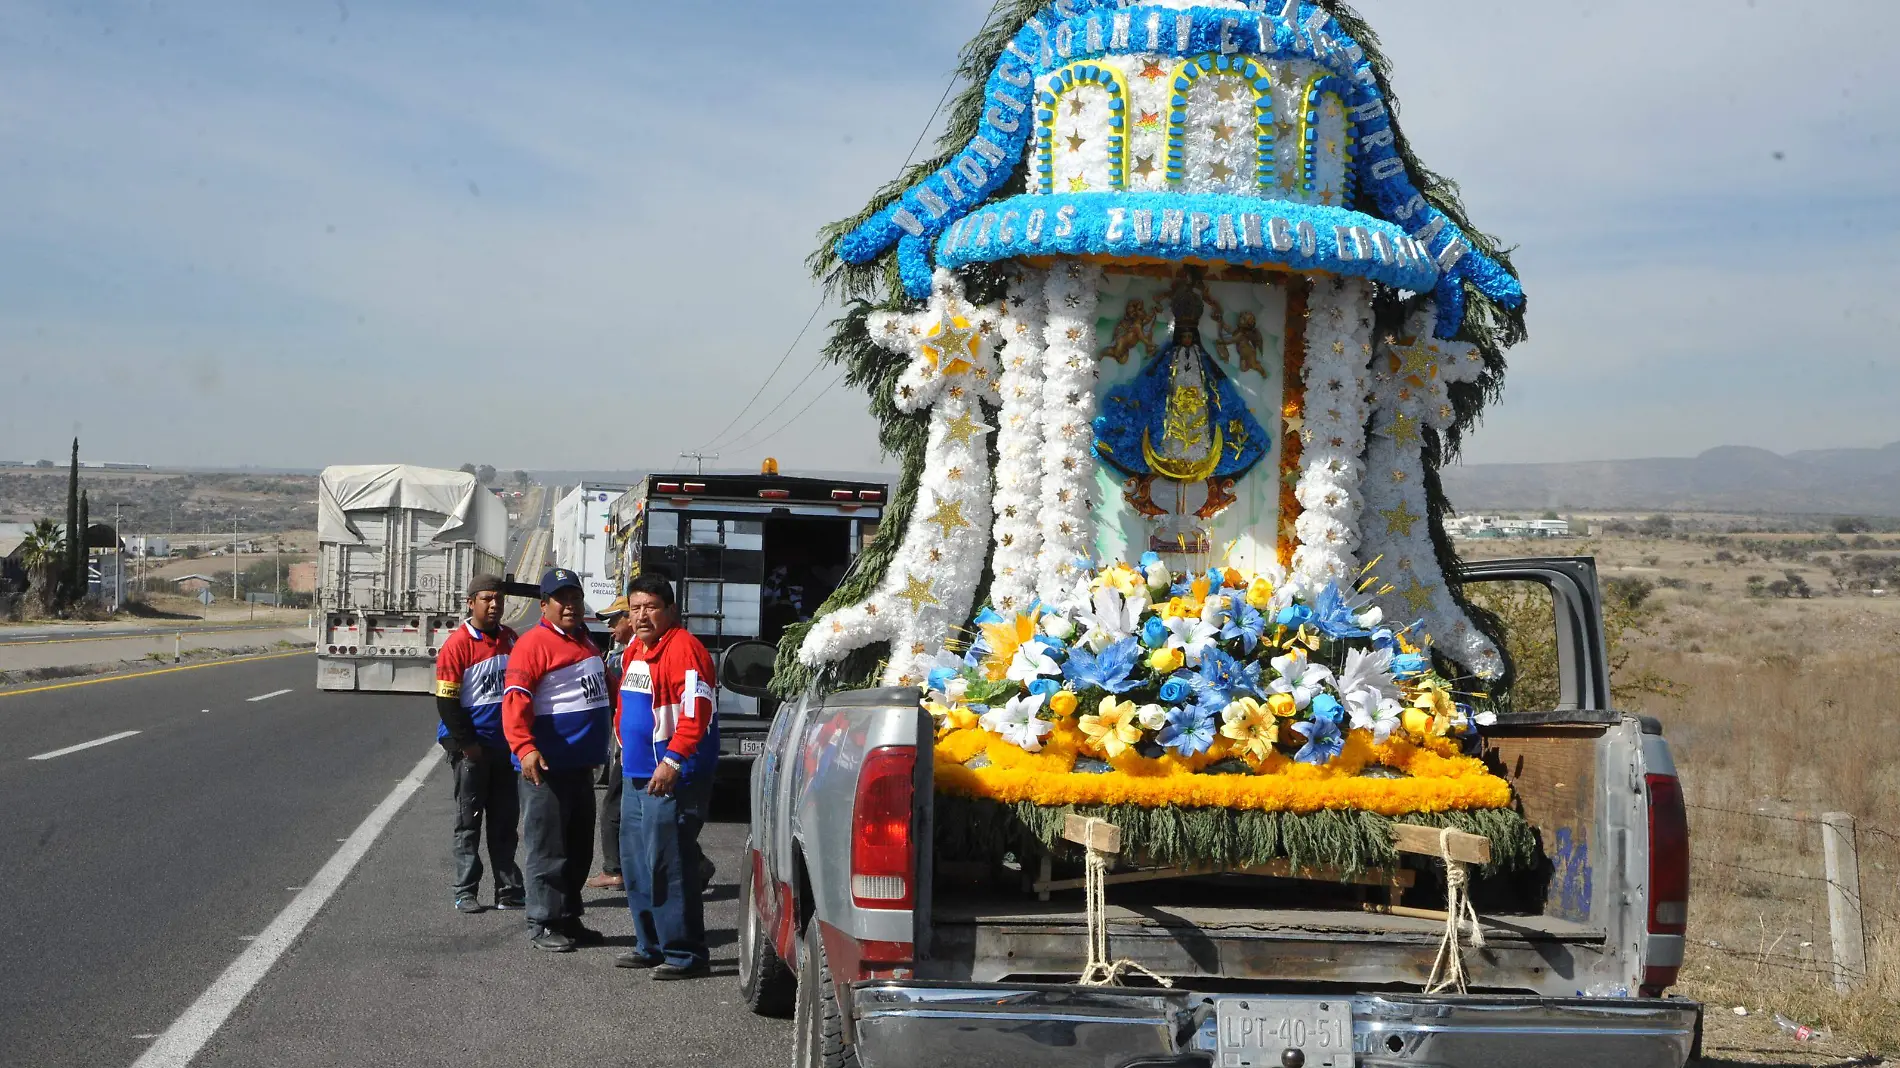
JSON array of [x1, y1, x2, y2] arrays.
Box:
[[1096, 563, 1143, 594], [1223, 567, 1245, 590], [1048, 689, 1079, 719], [1219, 698, 1278, 764], [1267, 693, 1298, 718], [1401, 707, 1449, 738], [978, 612, 1038, 681], [1246, 576, 1275, 609], [1079, 696, 1144, 758], [1148, 646, 1185, 673], [1190, 575, 1211, 602]]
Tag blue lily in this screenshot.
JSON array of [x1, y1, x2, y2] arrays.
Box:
[[1187, 647, 1263, 707], [1309, 582, 1375, 639], [1158, 704, 1219, 757], [1063, 637, 1142, 694], [1291, 716, 1346, 765], [1220, 601, 1267, 654], [926, 666, 959, 693]]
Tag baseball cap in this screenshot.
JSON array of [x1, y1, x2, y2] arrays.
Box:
[[539, 568, 584, 598], [597, 595, 630, 620]]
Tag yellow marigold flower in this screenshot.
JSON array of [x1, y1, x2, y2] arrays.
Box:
[[1246, 576, 1275, 609], [1148, 646, 1185, 673], [1048, 689, 1079, 719], [1219, 698, 1278, 764], [1267, 693, 1298, 718], [1078, 695, 1143, 758]]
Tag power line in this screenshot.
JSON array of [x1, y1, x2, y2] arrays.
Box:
[[721, 370, 848, 456], [699, 63, 963, 457]]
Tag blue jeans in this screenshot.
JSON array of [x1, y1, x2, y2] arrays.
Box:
[[621, 772, 713, 967]]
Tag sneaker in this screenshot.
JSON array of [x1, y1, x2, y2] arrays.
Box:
[[529, 924, 576, 953], [454, 894, 484, 914], [650, 960, 711, 981], [559, 920, 606, 947], [614, 950, 664, 969], [493, 897, 526, 911], [585, 872, 624, 891]]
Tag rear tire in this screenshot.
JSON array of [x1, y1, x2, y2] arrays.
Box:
[[738, 842, 795, 1018], [791, 922, 859, 1068]]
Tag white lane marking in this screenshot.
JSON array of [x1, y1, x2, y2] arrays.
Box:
[[28, 730, 141, 761], [130, 744, 442, 1068], [246, 689, 293, 703]]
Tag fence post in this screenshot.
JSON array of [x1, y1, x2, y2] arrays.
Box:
[[1821, 811, 1866, 994]]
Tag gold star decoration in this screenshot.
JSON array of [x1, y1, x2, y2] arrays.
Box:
[[1400, 578, 1438, 615], [1067, 175, 1089, 193], [1318, 187, 1338, 206], [947, 466, 964, 482], [1066, 131, 1087, 153], [1331, 340, 1346, 355], [865, 603, 878, 615], [897, 573, 940, 613], [947, 385, 964, 399], [1139, 61, 1166, 80], [1213, 80, 1240, 102], [1068, 95, 1087, 117], [1209, 160, 1235, 182], [1136, 110, 1160, 131], [1381, 500, 1421, 536], [1282, 412, 1305, 435], [1388, 337, 1440, 379], [1132, 154, 1156, 178], [942, 409, 991, 447], [910, 642, 927, 656], [1280, 518, 1299, 541], [920, 308, 979, 374], [1212, 121, 1237, 143], [1385, 412, 1422, 448]]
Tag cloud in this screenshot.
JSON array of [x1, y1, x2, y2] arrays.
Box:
[[0, 0, 1895, 471]]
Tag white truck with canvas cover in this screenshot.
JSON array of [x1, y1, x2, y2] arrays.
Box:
[[316, 464, 507, 693]]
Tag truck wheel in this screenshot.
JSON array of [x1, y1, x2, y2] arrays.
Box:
[[792, 922, 859, 1068], [739, 843, 795, 1018]]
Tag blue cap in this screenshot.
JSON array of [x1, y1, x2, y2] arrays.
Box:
[[539, 568, 584, 598]]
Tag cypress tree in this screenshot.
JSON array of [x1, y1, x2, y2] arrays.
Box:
[[64, 437, 80, 605]]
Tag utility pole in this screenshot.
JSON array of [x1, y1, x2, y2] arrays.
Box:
[[678, 451, 719, 475], [232, 516, 240, 606]]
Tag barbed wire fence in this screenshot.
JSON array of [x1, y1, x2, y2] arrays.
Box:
[[1682, 797, 1896, 994]]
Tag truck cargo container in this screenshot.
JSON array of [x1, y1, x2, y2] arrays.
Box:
[[551, 481, 631, 627], [315, 464, 507, 693]]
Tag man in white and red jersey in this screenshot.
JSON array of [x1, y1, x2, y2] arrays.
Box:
[[433, 573, 523, 913], [613, 573, 719, 979], [502, 567, 612, 953]]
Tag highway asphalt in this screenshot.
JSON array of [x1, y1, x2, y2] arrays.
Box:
[[0, 622, 295, 647], [1, 653, 789, 1067]]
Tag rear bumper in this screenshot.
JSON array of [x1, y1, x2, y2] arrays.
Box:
[[850, 983, 1699, 1068]]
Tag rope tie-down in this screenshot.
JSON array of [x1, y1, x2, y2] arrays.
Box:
[[1073, 817, 1173, 989], [1424, 826, 1487, 994]]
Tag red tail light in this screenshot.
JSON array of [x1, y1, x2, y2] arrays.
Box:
[[851, 746, 916, 910], [831, 489, 856, 501], [759, 489, 791, 499], [1642, 772, 1690, 994], [858, 490, 883, 502]]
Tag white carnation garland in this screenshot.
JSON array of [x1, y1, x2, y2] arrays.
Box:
[[1361, 304, 1504, 677], [1036, 262, 1106, 604], [988, 269, 1049, 614], [1289, 276, 1374, 591], [798, 269, 1001, 686]]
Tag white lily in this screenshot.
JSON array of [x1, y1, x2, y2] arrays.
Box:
[[1346, 691, 1405, 744], [979, 692, 1053, 752], [1268, 651, 1334, 710], [1074, 585, 1149, 653], [1163, 614, 1221, 666], [1006, 639, 1062, 684], [1336, 646, 1400, 704]]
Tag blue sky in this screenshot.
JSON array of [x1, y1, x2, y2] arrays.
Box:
[[1, 0, 1895, 472]]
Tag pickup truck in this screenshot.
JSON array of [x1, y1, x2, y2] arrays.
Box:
[[725, 558, 1700, 1068]]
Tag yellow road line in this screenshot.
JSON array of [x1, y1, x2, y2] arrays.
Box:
[[0, 650, 311, 699], [0, 623, 300, 648]]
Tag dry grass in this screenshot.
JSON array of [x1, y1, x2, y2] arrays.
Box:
[[1464, 534, 1900, 1057]]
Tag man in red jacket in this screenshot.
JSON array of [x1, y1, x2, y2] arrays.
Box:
[[613, 573, 719, 979], [501, 568, 612, 953]]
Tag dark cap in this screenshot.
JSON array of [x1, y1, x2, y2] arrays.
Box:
[[539, 567, 584, 599], [467, 574, 507, 598]]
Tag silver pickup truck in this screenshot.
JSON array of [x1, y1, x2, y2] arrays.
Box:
[[724, 558, 1700, 1068]]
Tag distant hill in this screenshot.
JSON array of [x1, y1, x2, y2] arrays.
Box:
[[1441, 442, 1900, 517]]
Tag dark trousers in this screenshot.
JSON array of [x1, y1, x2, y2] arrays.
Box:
[[599, 746, 622, 875], [622, 773, 713, 968], [449, 746, 522, 903], [519, 767, 596, 926]]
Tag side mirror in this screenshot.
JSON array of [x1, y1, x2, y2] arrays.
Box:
[[720, 640, 779, 700]]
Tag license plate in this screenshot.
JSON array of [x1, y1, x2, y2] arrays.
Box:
[[739, 739, 765, 755], [1214, 998, 1353, 1068]]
